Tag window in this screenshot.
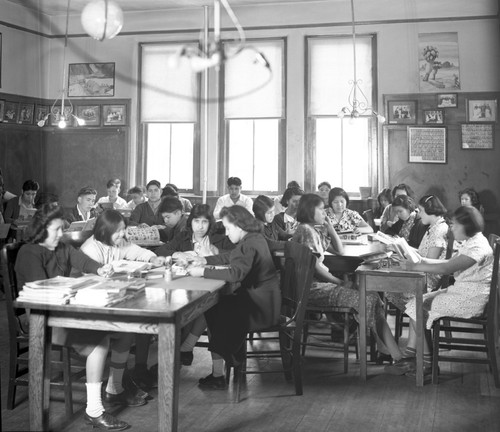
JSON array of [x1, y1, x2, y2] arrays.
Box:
[[140, 43, 199, 190], [307, 35, 377, 194], [222, 39, 285, 193]]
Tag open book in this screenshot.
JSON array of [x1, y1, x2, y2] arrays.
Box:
[[375, 231, 420, 263], [67, 218, 96, 232]]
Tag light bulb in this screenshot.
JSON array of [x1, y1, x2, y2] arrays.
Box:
[[189, 52, 221, 72], [75, 117, 86, 126], [37, 119, 46, 127], [81, 0, 124, 41], [58, 117, 67, 129], [338, 108, 346, 119], [377, 114, 386, 123]]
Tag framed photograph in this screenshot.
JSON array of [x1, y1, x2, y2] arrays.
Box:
[[0, 33, 2, 88], [35, 105, 49, 124], [418, 32, 460, 92], [467, 99, 497, 123], [102, 104, 126, 126], [387, 100, 417, 124], [76, 105, 101, 126], [423, 109, 444, 125], [49, 106, 74, 127], [437, 93, 458, 108], [408, 126, 447, 164], [18, 103, 35, 125], [68, 62, 115, 97], [461, 123, 494, 149], [3, 101, 19, 123], [0, 100, 5, 121]]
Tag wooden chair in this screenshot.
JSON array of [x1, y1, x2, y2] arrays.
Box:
[[362, 209, 376, 232], [225, 241, 316, 402], [431, 237, 500, 387], [1, 242, 85, 415]]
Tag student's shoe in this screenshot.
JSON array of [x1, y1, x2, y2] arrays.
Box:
[[180, 351, 194, 366], [384, 358, 416, 375], [405, 365, 436, 379], [122, 372, 151, 400], [104, 389, 147, 407], [198, 374, 227, 390], [375, 353, 393, 365], [131, 365, 154, 390], [84, 412, 129, 430]]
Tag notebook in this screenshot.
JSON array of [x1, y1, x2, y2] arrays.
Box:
[[67, 218, 95, 232]]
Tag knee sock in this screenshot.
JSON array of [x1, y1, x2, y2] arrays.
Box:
[[212, 359, 224, 378], [86, 382, 104, 418], [180, 333, 199, 353], [424, 353, 432, 368], [402, 347, 416, 358], [105, 350, 129, 395]]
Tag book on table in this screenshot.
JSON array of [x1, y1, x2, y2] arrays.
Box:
[[374, 231, 420, 263]]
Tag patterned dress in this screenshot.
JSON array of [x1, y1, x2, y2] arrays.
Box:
[[325, 208, 364, 232], [405, 232, 493, 329], [291, 223, 383, 329]]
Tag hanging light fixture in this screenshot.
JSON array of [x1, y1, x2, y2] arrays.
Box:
[[337, 0, 385, 123], [38, 0, 85, 128], [81, 0, 124, 41]]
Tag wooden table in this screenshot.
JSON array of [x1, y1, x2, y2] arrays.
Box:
[[356, 266, 426, 386], [15, 274, 226, 432]]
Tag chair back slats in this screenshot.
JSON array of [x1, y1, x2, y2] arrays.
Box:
[[486, 237, 500, 324]]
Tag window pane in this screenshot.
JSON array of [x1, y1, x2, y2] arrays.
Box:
[[146, 123, 171, 185], [228, 120, 254, 188], [315, 118, 342, 187], [342, 118, 369, 192], [170, 124, 194, 189]]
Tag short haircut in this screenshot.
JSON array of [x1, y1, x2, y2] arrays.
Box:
[[328, 187, 350, 207], [165, 183, 178, 192], [227, 177, 242, 187], [287, 180, 301, 189], [161, 185, 179, 198], [318, 181, 331, 190], [77, 186, 97, 197], [106, 178, 120, 189], [186, 204, 215, 237], [159, 196, 183, 214], [453, 206, 484, 237], [296, 193, 323, 224], [253, 195, 274, 222], [219, 205, 262, 233], [377, 188, 392, 206], [93, 209, 125, 246], [280, 186, 304, 207], [22, 179, 39, 192], [392, 183, 415, 199], [459, 188, 481, 208], [146, 180, 161, 190], [35, 192, 59, 209], [25, 203, 64, 244], [127, 186, 145, 195], [418, 194, 447, 216], [392, 194, 417, 212]]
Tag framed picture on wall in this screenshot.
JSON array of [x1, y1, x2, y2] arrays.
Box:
[[49, 106, 74, 127], [18, 103, 35, 125], [387, 100, 417, 124], [0, 100, 5, 121], [467, 99, 497, 123], [68, 62, 115, 97], [76, 105, 101, 126], [35, 105, 49, 125], [408, 126, 447, 164], [423, 109, 444, 125], [3, 101, 19, 123], [461, 123, 494, 149], [437, 93, 458, 108], [102, 104, 126, 126]]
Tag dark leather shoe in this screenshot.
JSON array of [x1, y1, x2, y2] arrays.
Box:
[[84, 412, 129, 430], [104, 390, 147, 407], [180, 351, 194, 366], [122, 371, 151, 400], [198, 373, 227, 390]]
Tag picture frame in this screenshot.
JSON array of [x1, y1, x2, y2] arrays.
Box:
[[68, 62, 115, 97], [102, 104, 126, 126], [0, 100, 5, 121], [408, 126, 447, 164], [0, 33, 2, 88], [467, 99, 497, 123], [423, 109, 444, 125], [3, 101, 19, 123], [49, 106, 74, 127], [437, 93, 458, 108], [387, 100, 417, 124], [461, 123, 494, 150], [76, 105, 101, 126], [35, 105, 49, 124], [18, 103, 35, 125]]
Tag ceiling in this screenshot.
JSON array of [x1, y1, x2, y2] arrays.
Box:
[[6, 0, 332, 15]]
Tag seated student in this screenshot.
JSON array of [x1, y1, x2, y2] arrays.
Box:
[[386, 206, 493, 377], [65, 187, 98, 223], [385, 195, 427, 248], [164, 183, 193, 213], [127, 186, 147, 210], [97, 179, 128, 210], [0, 171, 17, 212], [374, 188, 392, 219], [4, 179, 39, 223], [380, 183, 415, 233], [15, 204, 147, 431], [187, 206, 281, 389], [253, 195, 280, 241], [129, 180, 165, 227], [213, 176, 253, 219], [272, 186, 304, 240], [325, 187, 373, 234], [273, 180, 301, 214], [316, 181, 331, 207], [459, 187, 484, 215], [158, 197, 189, 243]]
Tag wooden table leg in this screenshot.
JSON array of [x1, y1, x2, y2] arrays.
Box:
[[158, 322, 181, 432], [415, 281, 424, 387], [29, 311, 51, 431], [358, 274, 367, 381]]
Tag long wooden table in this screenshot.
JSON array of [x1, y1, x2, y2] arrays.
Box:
[[15, 274, 226, 432]]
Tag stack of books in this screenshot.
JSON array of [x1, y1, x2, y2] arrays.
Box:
[[375, 231, 420, 263], [72, 278, 146, 307]]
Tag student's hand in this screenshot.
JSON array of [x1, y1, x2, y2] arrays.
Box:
[[97, 264, 114, 278], [187, 266, 205, 277], [173, 252, 190, 267], [150, 256, 165, 268], [138, 223, 150, 228], [399, 259, 415, 271], [151, 224, 166, 230], [189, 256, 208, 267]]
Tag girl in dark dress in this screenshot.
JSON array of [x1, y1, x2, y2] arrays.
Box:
[[187, 206, 280, 390]]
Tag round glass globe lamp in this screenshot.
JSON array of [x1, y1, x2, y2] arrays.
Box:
[[81, 0, 124, 41]]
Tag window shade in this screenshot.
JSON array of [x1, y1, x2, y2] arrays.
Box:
[[224, 39, 284, 119], [308, 36, 372, 116], [141, 43, 198, 122]]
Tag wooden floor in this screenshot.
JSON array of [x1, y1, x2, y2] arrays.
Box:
[[2, 298, 500, 432]]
